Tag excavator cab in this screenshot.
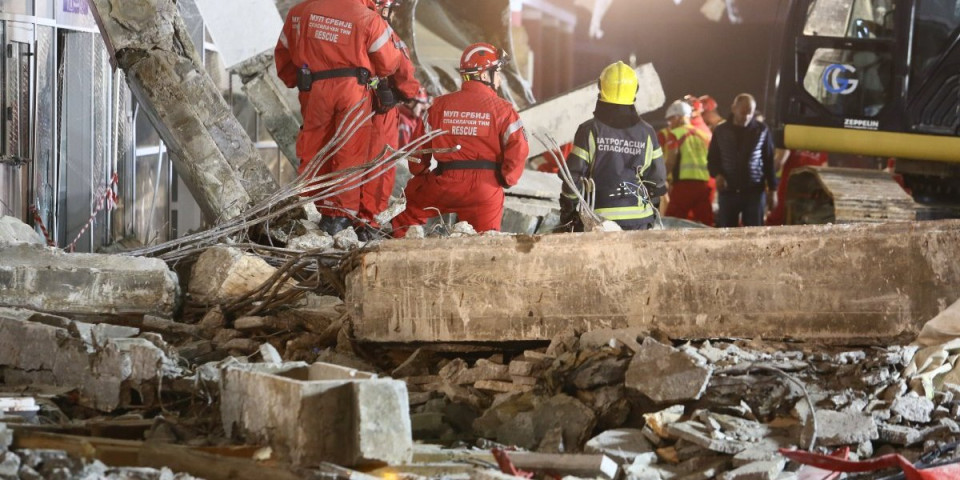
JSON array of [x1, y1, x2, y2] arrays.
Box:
[[775, 0, 960, 222]]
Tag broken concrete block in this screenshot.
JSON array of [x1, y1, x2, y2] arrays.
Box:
[[347, 221, 960, 343], [643, 405, 685, 438], [0, 423, 10, 451], [334, 227, 360, 250], [0, 216, 43, 246], [584, 429, 654, 465], [286, 231, 334, 251], [891, 393, 934, 423], [188, 246, 288, 304], [579, 328, 645, 352], [878, 423, 923, 446], [815, 410, 879, 446], [501, 197, 558, 235], [506, 170, 563, 201], [719, 458, 786, 480], [473, 393, 543, 449], [0, 451, 19, 477], [475, 380, 531, 393], [405, 225, 426, 239], [0, 312, 180, 412], [535, 211, 562, 235], [664, 421, 749, 455], [221, 362, 413, 467], [451, 221, 478, 236], [532, 394, 598, 452], [259, 343, 282, 364], [625, 338, 712, 403], [0, 244, 179, 318], [448, 359, 511, 385], [570, 356, 628, 390]]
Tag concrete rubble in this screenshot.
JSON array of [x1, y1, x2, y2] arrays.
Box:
[[0, 307, 181, 412], [3, 213, 960, 479], [347, 220, 960, 343], [220, 361, 412, 467], [0, 243, 180, 318]]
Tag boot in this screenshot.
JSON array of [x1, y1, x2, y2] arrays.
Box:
[[317, 216, 352, 236], [355, 224, 387, 242]]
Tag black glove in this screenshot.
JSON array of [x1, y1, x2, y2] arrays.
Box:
[[496, 169, 510, 188], [373, 80, 398, 114], [559, 197, 583, 232]]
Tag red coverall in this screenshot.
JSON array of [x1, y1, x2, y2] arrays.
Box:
[[275, 0, 403, 219], [393, 81, 530, 236], [765, 150, 828, 225], [359, 31, 421, 225]]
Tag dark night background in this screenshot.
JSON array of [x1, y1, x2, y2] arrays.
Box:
[[559, 0, 789, 128]]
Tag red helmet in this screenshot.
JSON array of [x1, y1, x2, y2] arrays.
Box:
[[683, 94, 703, 114], [458, 42, 507, 75], [699, 95, 718, 113]]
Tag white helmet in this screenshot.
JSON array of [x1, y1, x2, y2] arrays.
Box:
[[665, 99, 693, 119]]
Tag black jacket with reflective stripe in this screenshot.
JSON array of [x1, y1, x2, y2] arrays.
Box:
[[564, 117, 667, 217]]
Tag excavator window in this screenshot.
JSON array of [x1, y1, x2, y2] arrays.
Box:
[[803, 0, 896, 38], [797, 0, 896, 118], [912, 0, 960, 81]]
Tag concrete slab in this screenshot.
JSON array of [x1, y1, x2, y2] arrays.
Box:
[[220, 362, 412, 467], [346, 221, 960, 343], [0, 309, 180, 412], [0, 244, 179, 318], [507, 171, 563, 201]]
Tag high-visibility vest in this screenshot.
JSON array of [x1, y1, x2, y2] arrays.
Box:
[[669, 124, 711, 182]]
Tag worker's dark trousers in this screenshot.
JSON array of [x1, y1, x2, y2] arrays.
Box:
[[717, 191, 765, 228]]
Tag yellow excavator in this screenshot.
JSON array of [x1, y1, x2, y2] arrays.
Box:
[[774, 0, 960, 224]]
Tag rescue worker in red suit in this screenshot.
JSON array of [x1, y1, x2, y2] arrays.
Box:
[[398, 88, 430, 148], [663, 99, 714, 226], [275, 0, 404, 236], [357, 0, 422, 240], [764, 150, 828, 225], [393, 43, 530, 237], [683, 95, 712, 137]]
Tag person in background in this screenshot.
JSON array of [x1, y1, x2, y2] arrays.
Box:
[[707, 93, 777, 227], [275, 0, 403, 236], [392, 43, 529, 237], [699, 95, 725, 131], [398, 87, 430, 148], [559, 61, 667, 231], [663, 99, 714, 226], [357, 0, 422, 240]]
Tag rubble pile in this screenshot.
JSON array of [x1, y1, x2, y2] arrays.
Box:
[[3, 214, 960, 479], [0, 424, 199, 480], [390, 332, 960, 479]]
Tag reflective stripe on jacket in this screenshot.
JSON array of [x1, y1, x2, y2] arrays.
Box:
[[564, 118, 667, 222]]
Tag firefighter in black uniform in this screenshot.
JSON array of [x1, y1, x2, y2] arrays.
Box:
[[559, 61, 668, 231]]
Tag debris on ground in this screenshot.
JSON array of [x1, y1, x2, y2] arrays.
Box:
[[3, 214, 960, 479]]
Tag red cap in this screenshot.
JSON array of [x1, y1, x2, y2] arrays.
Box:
[[699, 95, 718, 113]]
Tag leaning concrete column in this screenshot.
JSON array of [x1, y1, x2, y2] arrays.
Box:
[[232, 53, 301, 167], [88, 0, 279, 222]]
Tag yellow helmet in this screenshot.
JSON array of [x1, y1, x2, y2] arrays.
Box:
[[598, 61, 638, 106]]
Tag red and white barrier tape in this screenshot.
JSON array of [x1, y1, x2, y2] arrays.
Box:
[[29, 205, 55, 247], [66, 172, 119, 252]]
